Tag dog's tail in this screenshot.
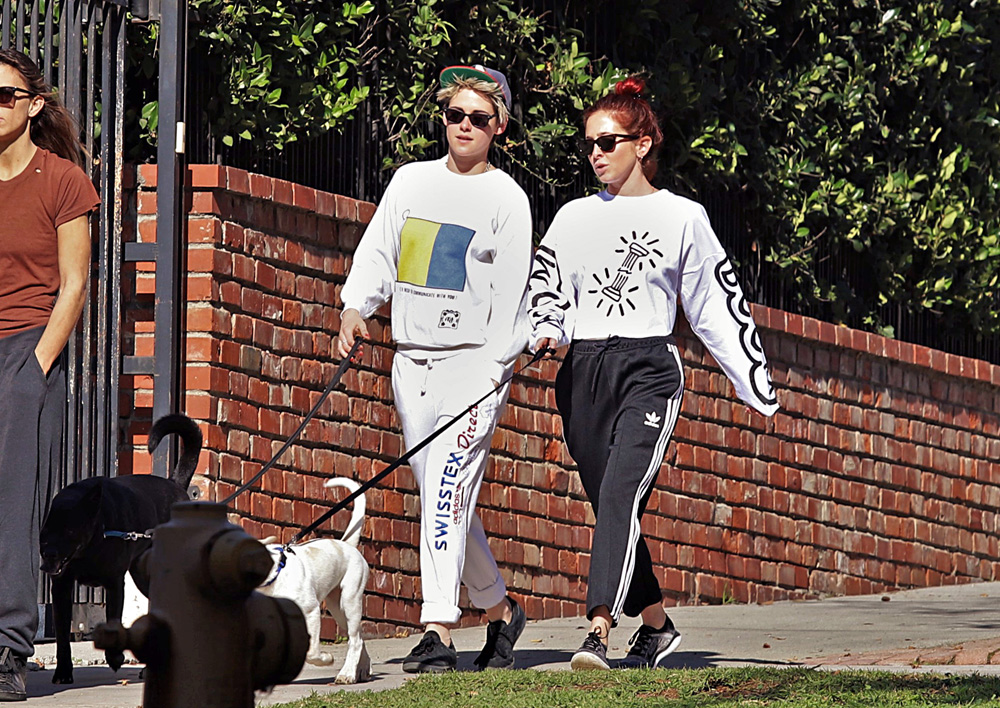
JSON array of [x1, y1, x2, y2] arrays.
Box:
[[148, 414, 203, 490], [324, 477, 365, 548]]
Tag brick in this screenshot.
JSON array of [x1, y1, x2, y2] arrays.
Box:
[[358, 201, 377, 223], [249, 173, 273, 200], [335, 195, 358, 221], [138, 163, 158, 188], [273, 179, 295, 206], [188, 164, 226, 188], [227, 167, 250, 194], [293, 184, 317, 211]]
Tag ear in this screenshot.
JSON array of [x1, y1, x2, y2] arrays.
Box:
[[494, 119, 508, 137], [636, 135, 653, 159], [27, 95, 45, 120], [84, 482, 104, 512]]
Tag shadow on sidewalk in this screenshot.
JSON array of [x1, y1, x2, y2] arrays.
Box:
[[659, 651, 802, 669], [25, 665, 144, 697]]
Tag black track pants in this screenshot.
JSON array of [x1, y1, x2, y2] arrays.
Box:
[[555, 336, 683, 622], [0, 327, 63, 657]]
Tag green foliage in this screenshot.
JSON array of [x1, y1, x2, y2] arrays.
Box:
[[187, 0, 373, 149], [744, 1, 1000, 334], [127, 0, 1000, 339]]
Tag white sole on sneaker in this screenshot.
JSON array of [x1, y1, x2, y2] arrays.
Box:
[[651, 632, 683, 667], [571, 651, 610, 671]]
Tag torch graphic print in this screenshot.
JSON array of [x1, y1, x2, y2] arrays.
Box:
[[589, 231, 664, 316]]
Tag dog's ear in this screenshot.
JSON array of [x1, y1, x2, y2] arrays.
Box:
[[83, 482, 104, 511]]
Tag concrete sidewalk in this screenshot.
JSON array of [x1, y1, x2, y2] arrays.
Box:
[[24, 581, 1000, 706]]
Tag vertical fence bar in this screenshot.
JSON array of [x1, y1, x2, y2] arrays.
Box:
[[2, 0, 11, 48], [152, 0, 188, 477], [13, 0, 24, 51], [74, 0, 96, 486], [94, 0, 125, 481], [29, 0, 40, 63], [61, 0, 82, 485], [42, 0, 53, 84]]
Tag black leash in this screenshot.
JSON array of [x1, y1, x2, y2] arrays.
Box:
[[222, 338, 364, 505], [287, 347, 553, 545]]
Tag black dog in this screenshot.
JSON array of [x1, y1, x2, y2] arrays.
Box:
[[39, 413, 202, 684]]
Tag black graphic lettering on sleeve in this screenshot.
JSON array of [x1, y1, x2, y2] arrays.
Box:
[[528, 244, 572, 330], [714, 259, 778, 406]]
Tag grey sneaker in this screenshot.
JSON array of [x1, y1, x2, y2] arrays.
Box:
[[570, 631, 610, 670], [0, 647, 26, 702], [474, 598, 526, 670], [401, 631, 457, 673], [618, 618, 682, 669]]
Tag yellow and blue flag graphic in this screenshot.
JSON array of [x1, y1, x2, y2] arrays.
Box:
[[398, 218, 475, 291]]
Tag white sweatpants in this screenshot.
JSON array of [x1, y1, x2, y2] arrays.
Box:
[[392, 352, 509, 625]]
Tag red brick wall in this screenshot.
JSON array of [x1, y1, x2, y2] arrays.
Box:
[[122, 165, 1000, 639]]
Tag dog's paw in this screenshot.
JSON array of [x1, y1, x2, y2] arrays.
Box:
[[51, 668, 74, 684], [106, 649, 125, 673], [335, 661, 372, 684], [306, 652, 335, 666]]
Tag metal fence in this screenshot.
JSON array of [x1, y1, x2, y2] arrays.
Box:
[[2, 0, 130, 632], [3, 0, 130, 490]]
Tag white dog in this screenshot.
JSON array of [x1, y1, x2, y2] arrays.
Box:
[[258, 477, 371, 684]]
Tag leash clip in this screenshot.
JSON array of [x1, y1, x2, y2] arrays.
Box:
[[105, 530, 153, 541]]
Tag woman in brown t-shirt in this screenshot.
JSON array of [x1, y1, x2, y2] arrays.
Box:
[[0, 48, 99, 699]]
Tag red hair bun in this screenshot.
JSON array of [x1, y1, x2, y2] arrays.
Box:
[[615, 76, 646, 97]]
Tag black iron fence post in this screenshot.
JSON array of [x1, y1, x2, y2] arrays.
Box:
[[151, 0, 188, 477]]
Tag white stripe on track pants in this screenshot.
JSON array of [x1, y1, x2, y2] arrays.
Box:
[[392, 352, 508, 625]]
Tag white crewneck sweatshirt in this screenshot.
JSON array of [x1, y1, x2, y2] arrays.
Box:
[[340, 157, 532, 383], [528, 189, 778, 416]]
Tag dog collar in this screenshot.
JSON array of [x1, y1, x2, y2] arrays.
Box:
[[261, 547, 287, 587]]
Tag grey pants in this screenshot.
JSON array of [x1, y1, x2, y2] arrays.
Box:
[[0, 327, 63, 657]]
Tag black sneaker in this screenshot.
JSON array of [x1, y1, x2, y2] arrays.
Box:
[[474, 598, 526, 670], [618, 618, 682, 669], [401, 631, 457, 673], [0, 647, 26, 702], [570, 631, 610, 670]]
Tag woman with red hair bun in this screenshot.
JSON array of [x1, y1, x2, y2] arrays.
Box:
[[528, 77, 779, 670]]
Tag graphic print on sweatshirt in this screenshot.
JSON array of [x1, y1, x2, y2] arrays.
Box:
[[528, 244, 570, 330], [589, 230, 664, 317], [398, 217, 475, 291], [715, 259, 778, 408]]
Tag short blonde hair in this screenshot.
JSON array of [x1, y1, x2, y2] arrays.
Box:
[[436, 76, 509, 126]]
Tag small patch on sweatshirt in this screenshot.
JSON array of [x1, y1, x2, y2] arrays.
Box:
[[438, 309, 461, 329]]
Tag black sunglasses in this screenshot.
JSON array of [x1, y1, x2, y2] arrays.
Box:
[[444, 107, 498, 130], [579, 133, 640, 156], [0, 86, 36, 105]]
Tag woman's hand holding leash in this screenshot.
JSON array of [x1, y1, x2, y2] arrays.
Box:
[[336, 309, 369, 361], [535, 338, 559, 359]]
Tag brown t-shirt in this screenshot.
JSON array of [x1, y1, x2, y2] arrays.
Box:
[[0, 148, 100, 337]]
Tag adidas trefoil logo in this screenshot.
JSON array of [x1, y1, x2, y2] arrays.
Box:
[[644, 412, 661, 429]]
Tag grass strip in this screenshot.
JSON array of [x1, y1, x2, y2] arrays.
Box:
[[272, 667, 1000, 707]]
